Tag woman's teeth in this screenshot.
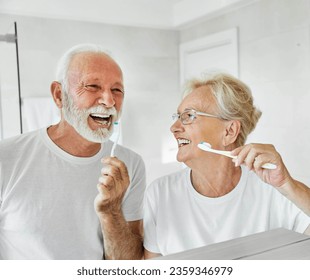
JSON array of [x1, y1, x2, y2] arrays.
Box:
[[178, 138, 191, 146]]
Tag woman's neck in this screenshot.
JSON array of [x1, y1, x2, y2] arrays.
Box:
[[190, 160, 241, 198]]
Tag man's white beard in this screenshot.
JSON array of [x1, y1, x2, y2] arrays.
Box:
[[62, 91, 118, 143]]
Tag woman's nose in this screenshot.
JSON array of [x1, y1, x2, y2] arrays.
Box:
[[170, 119, 183, 134]]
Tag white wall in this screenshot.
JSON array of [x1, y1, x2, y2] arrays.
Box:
[[179, 0, 310, 185]]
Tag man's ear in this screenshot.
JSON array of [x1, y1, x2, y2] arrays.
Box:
[[222, 120, 241, 147], [50, 81, 63, 109]]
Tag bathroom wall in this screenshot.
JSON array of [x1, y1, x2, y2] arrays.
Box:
[[179, 0, 310, 184]]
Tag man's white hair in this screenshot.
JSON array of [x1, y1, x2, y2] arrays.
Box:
[[55, 44, 113, 92]]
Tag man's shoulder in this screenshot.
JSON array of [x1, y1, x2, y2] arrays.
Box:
[[114, 144, 144, 162], [0, 129, 42, 155]]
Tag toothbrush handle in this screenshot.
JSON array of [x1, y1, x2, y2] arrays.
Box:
[[225, 151, 276, 169], [110, 143, 117, 157], [110, 122, 120, 157], [261, 163, 277, 170], [198, 143, 277, 169]]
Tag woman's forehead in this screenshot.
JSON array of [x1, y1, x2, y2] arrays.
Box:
[[178, 86, 215, 111]]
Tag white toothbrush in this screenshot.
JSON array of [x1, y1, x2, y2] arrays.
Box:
[[110, 121, 120, 157], [198, 142, 277, 170]]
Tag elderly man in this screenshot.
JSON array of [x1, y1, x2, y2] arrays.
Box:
[[0, 44, 145, 260]]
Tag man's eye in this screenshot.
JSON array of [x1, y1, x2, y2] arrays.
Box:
[[85, 84, 101, 91], [112, 88, 124, 95]]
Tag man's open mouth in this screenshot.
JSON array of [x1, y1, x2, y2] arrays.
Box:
[[89, 113, 112, 126]]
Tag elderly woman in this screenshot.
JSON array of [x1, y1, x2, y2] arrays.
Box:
[[143, 72, 310, 259]]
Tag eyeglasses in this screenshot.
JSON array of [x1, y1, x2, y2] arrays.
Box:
[[172, 109, 222, 125]]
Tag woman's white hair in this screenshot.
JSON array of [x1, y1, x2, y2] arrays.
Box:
[[55, 44, 113, 93], [183, 72, 262, 146]]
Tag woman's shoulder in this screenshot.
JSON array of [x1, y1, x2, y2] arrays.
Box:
[[147, 168, 189, 191]]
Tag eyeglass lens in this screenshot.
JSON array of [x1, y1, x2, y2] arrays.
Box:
[[181, 110, 196, 124], [172, 110, 196, 124]]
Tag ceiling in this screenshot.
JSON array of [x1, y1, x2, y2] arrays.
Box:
[[0, 0, 257, 29]]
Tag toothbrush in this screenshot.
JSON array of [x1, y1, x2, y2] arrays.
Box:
[[197, 142, 277, 170], [110, 121, 120, 157]]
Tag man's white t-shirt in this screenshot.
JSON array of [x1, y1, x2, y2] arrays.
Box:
[[0, 128, 146, 259], [143, 166, 310, 256]]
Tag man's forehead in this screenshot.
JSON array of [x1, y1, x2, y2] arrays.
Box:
[[67, 72, 124, 87], [68, 55, 123, 81], [71, 51, 110, 61], [70, 52, 121, 70]]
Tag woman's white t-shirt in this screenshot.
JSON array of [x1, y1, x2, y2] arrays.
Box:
[[143, 166, 310, 256]]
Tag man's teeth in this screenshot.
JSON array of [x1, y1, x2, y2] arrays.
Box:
[[178, 139, 191, 145], [90, 113, 110, 118], [90, 113, 111, 124]]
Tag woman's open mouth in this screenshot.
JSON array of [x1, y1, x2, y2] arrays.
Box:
[[177, 138, 191, 147]]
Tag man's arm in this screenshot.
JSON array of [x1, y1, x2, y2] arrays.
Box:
[[304, 225, 310, 236], [144, 249, 161, 259], [99, 217, 143, 260], [94, 157, 144, 260]]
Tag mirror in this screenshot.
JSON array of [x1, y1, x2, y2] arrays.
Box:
[[0, 22, 22, 140]]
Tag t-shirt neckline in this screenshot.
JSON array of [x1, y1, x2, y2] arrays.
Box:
[[39, 127, 111, 164], [186, 165, 247, 203]]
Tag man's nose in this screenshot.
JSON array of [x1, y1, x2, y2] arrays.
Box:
[[97, 90, 115, 108]]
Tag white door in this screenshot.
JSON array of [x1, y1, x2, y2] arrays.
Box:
[[180, 28, 239, 86]]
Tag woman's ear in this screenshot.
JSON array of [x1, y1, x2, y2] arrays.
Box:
[[222, 120, 241, 147], [50, 81, 63, 109]]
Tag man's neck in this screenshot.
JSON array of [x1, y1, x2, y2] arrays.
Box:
[[47, 121, 102, 157]]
